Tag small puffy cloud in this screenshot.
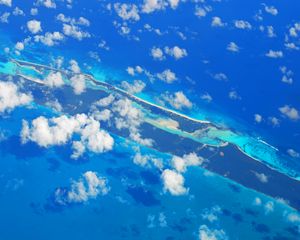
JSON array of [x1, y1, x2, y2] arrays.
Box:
[[234, 20, 252, 29], [34, 31, 64, 46], [44, 71, 64, 88], [195, 6, 211, 18], [211, 17, 225, 27], [266, 26, 276, 38], [279, 105, 300, 121], [264, 201, 274, 214], [0, 12, 10, 23], [269, 116, 280, 127], [55, 171, 109, 205], [0, 0, 11, 7], [70, 74, 86, 95], [56, 14, 90, 26], [285, 212, 300, 223], [0, 81, 32, 113], [201, 93, 212, 102], [13, 7, 24, 16], [112, 98, 154, 147], [142, 0, 165, 13], [161, 169, 188, 196], [37, 0, 56, 8], [121, 80, 145, 94], [253, 172, 268, 183], [227, 42, 239, 52], [21, 114, 114, 158], [287, 149, 300, 158], [30, 8, 38, 15], [264, 5, 278, 16], [279, 66, 293, 84], [253, 197, 262, 206], [212, 73, 228, 81], [63, 24, 90, 40], [15, 42, 24, 51], [265, 50, 283, 58], [150, 47, 164, 60], [27, 20, 42, 34], [198, 225, 228, 240], [142, 0, 180, 13], [164, 46, 187, 60], [201, 206, 221, 223], [228, 90, 241, 100], [114, 3, 140, 21], [254, 114, 263, 123], [162, 91, 192, 109], [171, 152, 204, 173], [69, 59, 80, 73], [157, 69, 177, 83]]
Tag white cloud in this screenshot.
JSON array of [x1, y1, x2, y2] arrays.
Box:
[[254, 114, 263, 123], [234, 20, 252, 29], [287, 149, 300, 158], [44, 71, 64, 88], [285, 212, 300, 223], [164, 46, 187, 60], [0, 0, 11, 7], [264, 5, 278, 16], [213, 73, 228, 81], [21, 114, 114, 158], [37, 0, 56, 8], [269, 116, 280, 127], [93, 94, 115, 108], [114, 3, 140, 21], [30, 8, 38, 16], [15, 42, 24, 51], [13, 7, 24, 16], [0, 12, 10, 23], [253, 172, 268, 183], [27, 20, 42, 34], [211, 17, 225, 27], [133, 149, 163, 169], [265, 50, 283, 58], [70, 74, 86, 95], [142, 0, 165, 13], [266, 26, 276, 38], [45, 99, 62, 112], [280, 66, 293, 84], [163, 91, 192, 109], [34, 31, 64, 46], [112, 98, 154, 146], [161, 169, 188, 196], [0, 81, 32, 113], [228, 90, 241, 100], [150, 47, 164, 60], [157, 69, 177, 83], [264, 201, 274, 214], [198, 225, 228, 240], [121, 80, 146, 94], [201, 206, 221, 223], [56, 14, 90, 26], [55, 171, 109, 204], [201, 93, 212, 102], [69, 59, 80, 73], [171, 152, 204, 173], [195, 6, 212, 18], [279, 105, 300, 121], [63, 24, 90, 40], [141, 0, 180, 13], [227, 42, 239, 52]]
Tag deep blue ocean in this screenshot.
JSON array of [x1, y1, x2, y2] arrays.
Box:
[[1, 0, 300, 239]]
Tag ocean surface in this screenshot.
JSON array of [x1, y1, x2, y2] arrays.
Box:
[[1, 1, 300, 239]]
